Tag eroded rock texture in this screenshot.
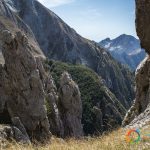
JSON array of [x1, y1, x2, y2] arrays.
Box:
[[4, 0, 135, 110], [59, 72, 83, 138], [0, 30, 51, 141], [0, 124, 30, 144], [122, 0, 150, 128], [36, 58, 64, 137], [136, 0, 150, 54]]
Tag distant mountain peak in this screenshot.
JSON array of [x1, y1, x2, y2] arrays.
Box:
[[99, 34, 140, 54], [103, 37, 111, 41], [99, 34, 146, 70]]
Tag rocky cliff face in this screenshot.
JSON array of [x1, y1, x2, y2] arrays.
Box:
[[1, 0, 135, 110], [123, 0, 150, 128], [0, 30, 51, 142], [0, 29, 84, 142], [0, 0, 45, 63], [0, 0, 136, 142], [36, 58, 83, 138]]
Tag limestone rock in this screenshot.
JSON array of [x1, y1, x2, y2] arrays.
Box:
[[0, 125, 13, 141], [0, 30, 51, 140], [12, 126, 30, 144], [5, 0, 135, 110], [11, 117, 30, 143], [136, 0, 150, 54], [123, 0, 150, 128], [0, 124, 30, 144], [0, 0, 45, 64], [46, 88, 64, 137], [36, 58, 64, 137], [58, 72, 83, 138]]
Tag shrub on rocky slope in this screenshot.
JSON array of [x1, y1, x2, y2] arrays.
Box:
[[45, 60, 126, 135]]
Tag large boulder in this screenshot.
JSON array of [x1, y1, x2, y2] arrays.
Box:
[[0, 30, 51, 140], [122, 0, 150, 128], [0, 124, 30, 144], [58, 72, 83, 138]]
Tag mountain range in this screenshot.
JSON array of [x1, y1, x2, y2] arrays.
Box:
[[99, 34, 146, 70], [0, 0, 134, 109], [0, 0, 150, 146], [0, 0, 135, 139]]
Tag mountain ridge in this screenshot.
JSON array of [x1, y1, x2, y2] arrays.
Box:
[[0, 0, 139, 144], [0, 0, 135, 109], [99, 34, 146, 70]]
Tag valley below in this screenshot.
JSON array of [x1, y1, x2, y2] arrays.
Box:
[[0, 0, 150, 149]]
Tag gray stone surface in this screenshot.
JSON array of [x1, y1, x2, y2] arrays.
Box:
[[0, 30, 51, 140], [11, 117, 30, 142], [36, 57, 64, 137], [59, 72, 83, 138], [0, 124, 30, 144], [136, 0, 150, 54], [123, 0, 150, 128], [3, 0, 135, 109], [0, 0, 45, 64]]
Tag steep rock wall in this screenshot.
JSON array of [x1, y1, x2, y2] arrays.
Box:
[[123, 0, 150, 128]]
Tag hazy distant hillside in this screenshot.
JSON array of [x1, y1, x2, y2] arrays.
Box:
[[99, 34, 146, 70]]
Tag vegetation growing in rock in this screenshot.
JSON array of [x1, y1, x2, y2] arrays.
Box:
[[45, 60, 126, 135]]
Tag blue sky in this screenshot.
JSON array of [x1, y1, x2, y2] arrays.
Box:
[[38, 0, 136, 41]]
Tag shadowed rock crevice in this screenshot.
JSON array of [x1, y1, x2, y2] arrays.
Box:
[[0, 105, 11, 124]]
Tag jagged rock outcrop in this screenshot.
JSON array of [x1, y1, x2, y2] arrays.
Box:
[[0, 125, 29, 144], [0, 0, 45, 64], [36, 58, 64, 137], [0, 29, 83, 141], [11, 117, 30, 143], [58, 72, 83, 138], [35, 60, 83, 137], [47, 61, 128, 134], [122, 0, 150, 128], [46, 88, 64, 137], [0, 0, 136, 139], [1, 0, 135, 110], [0, 30, 51, 141]]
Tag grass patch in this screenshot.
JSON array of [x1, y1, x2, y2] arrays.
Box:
[[2, 126, 150, 150]]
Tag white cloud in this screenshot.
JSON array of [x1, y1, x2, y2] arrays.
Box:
[[38, 0, 74, 8]]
